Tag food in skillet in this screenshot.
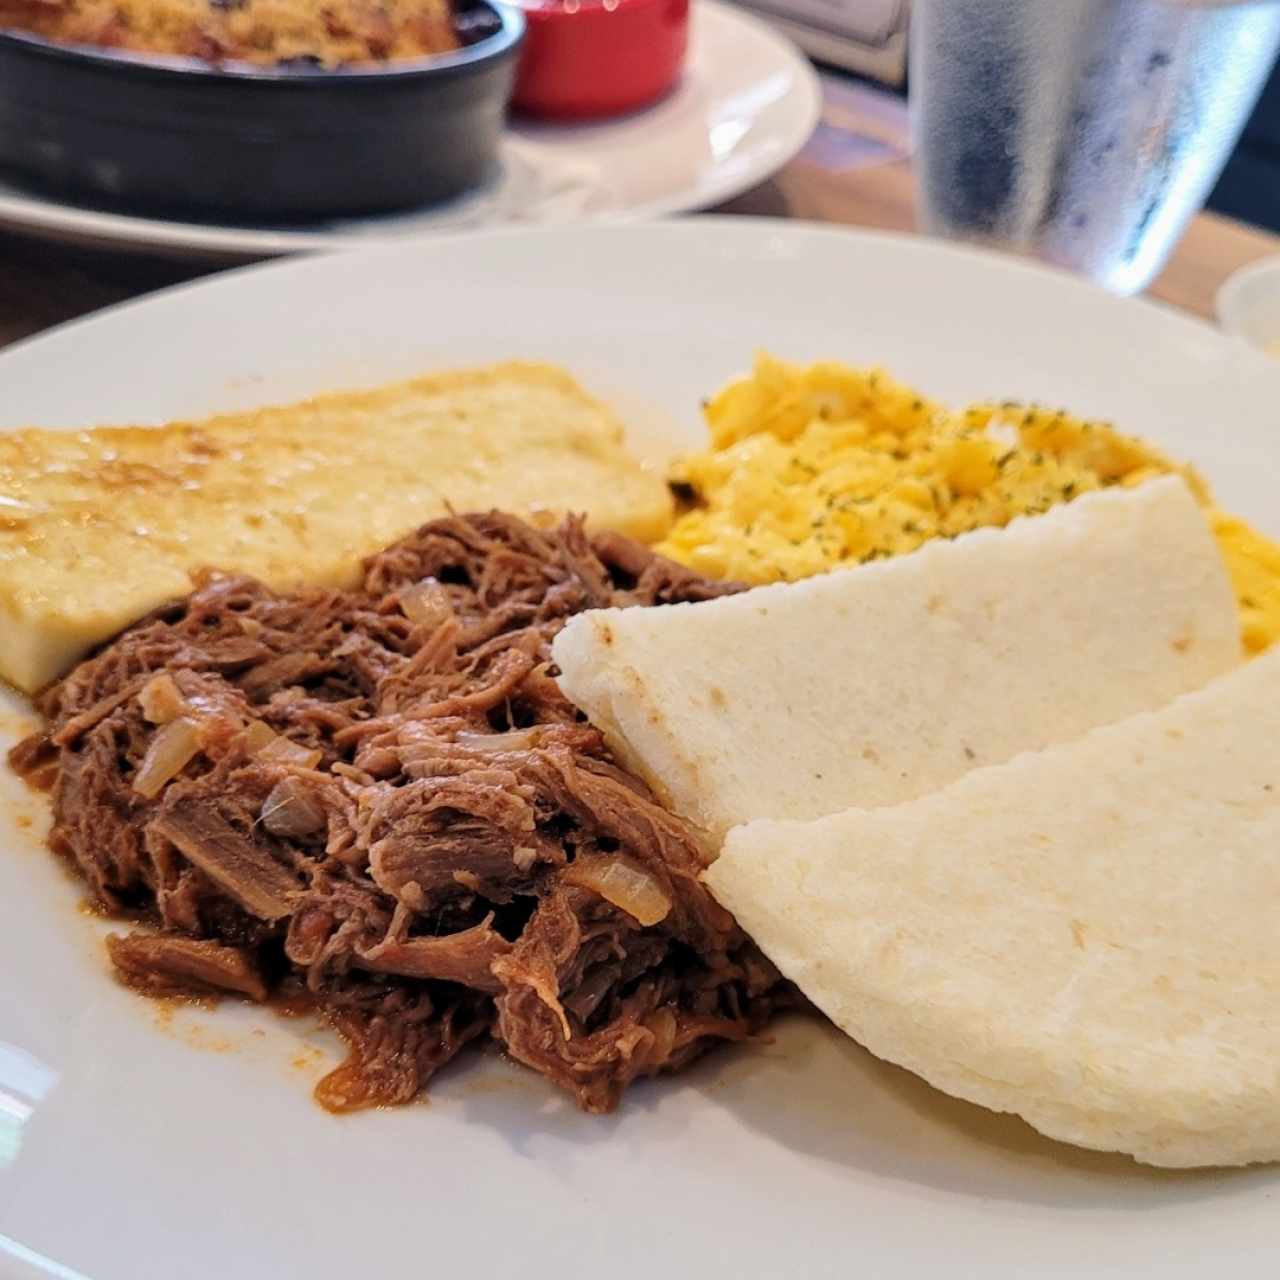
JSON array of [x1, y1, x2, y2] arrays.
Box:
[[9, 513, 790, 1113], [0, 0, 459, 64]]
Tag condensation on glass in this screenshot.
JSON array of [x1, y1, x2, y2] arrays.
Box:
[[911, 0, 1280, 293]]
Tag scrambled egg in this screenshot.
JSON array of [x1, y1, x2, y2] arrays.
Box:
[[657, 353, 1280, 654], [1210, 512, 1280, 654]]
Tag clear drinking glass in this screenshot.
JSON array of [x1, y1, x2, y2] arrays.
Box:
[[910, 0, 1280, 293]]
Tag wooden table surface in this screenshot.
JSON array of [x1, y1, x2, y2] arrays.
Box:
[[1, 73, 1277, 354]]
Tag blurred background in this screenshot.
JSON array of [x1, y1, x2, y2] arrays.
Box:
[[3, 0, 1280, 347], [739, 0, 1280, 236]]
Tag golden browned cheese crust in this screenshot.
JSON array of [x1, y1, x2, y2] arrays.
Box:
[[0, 0, 457, 65]]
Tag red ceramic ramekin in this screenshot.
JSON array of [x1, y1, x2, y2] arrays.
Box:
[[511, 0, 689, 120]]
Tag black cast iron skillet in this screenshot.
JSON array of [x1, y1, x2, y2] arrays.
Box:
[[0, 0, 525, 220]]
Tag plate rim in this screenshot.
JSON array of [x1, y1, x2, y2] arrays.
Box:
[[0, 1, 822, 263], [1, 216, 1269, 382]]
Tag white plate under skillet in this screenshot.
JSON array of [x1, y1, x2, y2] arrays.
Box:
[[0, 0, 820, 263], [2, 220, 1280, 1280]]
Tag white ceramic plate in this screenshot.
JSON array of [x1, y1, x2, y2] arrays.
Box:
[[0, 1, 819, 263], [1216, 254, 1280, 354], [3, 220, 1280, 1280]]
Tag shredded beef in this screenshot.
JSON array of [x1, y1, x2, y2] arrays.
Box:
[[11, 512, 791, 1113], [106, 933, 268, 1001]]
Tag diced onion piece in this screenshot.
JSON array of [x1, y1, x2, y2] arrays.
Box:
[[644, 1008, 678, 1063], [564, 853, 672, 927], [455, 728, 540, 754], [138, 673, 188, 725], [260, 777, 326, 838], [185, 691, 244, 732], [243, 720, 279, 754], [399, 578, 453, 629], [257, 736, 323, 770], [133, 717, 201, 798]]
